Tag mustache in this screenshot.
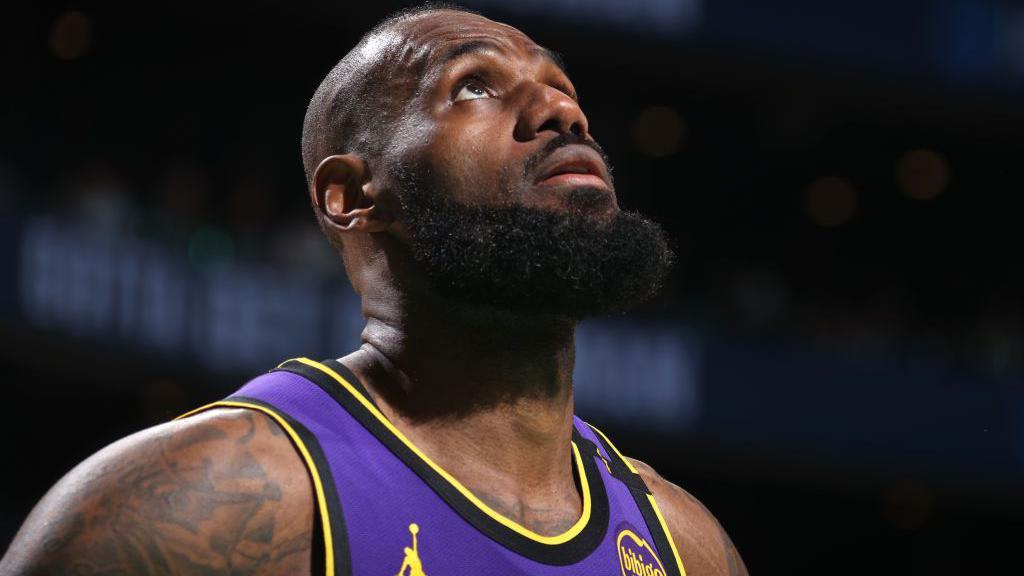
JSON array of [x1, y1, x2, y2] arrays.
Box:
[[522, 133, 613, 184]]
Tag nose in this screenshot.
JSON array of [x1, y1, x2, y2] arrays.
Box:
[[513, 83, 589, 142]]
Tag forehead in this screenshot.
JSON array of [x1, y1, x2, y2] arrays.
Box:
[[395, 11, 555, 70], [403, 11, 534, 49]]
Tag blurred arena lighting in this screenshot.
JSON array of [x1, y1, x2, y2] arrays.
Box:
[[731, 266, 790, 327], [464, 0, 701, 36], [48, 10, 94, 61], [804, 176, 859, 227], [897, 148, 949, 200], [188, 226, 236, 271], [13, 215, 1024, 484], [632, 106, 686, 158], [16, 215, 699, 431], [1005, 7, 1024, 76], [574, 321, 701, 432]]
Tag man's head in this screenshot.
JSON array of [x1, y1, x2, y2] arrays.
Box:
[[302, 5, 673, 319]]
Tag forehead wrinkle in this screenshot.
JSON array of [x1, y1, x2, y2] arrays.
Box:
[[381, 9, 541, 62], [432, 38, 567, 76], [425, 39, 569, 87], [396, 13, 538, 65], [379, 13, 575, 123], [370, 28, 504, 95], [439, 39, 503, 66], [405, 12, 530, 45]]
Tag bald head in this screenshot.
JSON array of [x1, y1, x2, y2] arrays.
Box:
[[301, 4, 480, 184]]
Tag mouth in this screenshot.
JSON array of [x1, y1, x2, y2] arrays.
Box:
[[533, 145, 611, 190]]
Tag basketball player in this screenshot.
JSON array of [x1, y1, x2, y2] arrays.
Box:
[[1, 6, 748, 575]]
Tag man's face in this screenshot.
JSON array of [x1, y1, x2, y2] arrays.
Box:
[[392, 11, 615, 218], [374, 12, 673, 318]]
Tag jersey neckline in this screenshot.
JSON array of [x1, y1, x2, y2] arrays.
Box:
[[275, 356, 610, 565]]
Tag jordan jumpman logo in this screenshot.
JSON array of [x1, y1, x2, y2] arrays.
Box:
[[396, 523, 427, 576]]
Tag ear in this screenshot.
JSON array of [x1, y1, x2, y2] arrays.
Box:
[[311, 154, 392, 233]]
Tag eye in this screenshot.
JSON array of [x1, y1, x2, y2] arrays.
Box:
[[453, 79, 492, 102]]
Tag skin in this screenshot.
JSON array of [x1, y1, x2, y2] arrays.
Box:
[[1, 409, 316, 575], [1, 10, 747, 575]]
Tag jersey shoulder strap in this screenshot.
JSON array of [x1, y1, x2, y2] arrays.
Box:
[[577, 421, 688, 576]]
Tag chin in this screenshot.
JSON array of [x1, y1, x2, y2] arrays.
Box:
[[561, 186, 619, 218]]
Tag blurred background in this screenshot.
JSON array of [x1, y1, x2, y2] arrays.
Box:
[[1, 0, 1022, 573]]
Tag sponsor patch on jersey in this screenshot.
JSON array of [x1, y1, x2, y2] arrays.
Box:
[[617, 525, 666, 576]]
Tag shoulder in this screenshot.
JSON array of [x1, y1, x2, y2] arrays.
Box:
[[628, 457, 749, 576], [0, 407, 314, 576]]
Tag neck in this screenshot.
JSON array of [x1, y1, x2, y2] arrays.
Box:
[[338, 287, 583, 534]]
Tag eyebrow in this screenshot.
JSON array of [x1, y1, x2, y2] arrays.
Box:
[[437, 39, 568, 75]]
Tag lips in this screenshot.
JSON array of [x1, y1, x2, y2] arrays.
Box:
[[533, 145, 611, 190]]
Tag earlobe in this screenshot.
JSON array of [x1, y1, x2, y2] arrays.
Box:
[[311, 154, 391, 233]]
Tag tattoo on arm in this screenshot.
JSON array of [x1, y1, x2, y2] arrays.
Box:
[[6, 410, 312, 576]]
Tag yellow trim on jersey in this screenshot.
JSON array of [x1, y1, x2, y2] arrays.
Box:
[[177, 400, 335, 576], [291, 357, 593, 546], [590, 425, 687, 576]]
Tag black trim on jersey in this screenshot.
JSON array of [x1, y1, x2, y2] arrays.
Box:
[[576, 437, 650, 494], [310, 496, 326, 576], [587, 425, 684, 576], [226, 395, 353, 576], [274, 359, 610, 566], [321, 359, 381, 409], [277, 359, 378, 411]]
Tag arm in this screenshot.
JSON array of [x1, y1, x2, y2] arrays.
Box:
[[0, 408, 314, 576], [629, 458, 749, 576]]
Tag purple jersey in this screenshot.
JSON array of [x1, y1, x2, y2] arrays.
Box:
[[182, 358, 687, 576]]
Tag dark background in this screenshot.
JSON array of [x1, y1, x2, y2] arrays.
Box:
[[1, 1, 1022, 573]]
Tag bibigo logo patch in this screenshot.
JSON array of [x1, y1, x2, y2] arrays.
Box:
[[617, 527, 666, 576]]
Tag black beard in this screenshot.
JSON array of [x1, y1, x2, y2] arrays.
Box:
[[395, 162, 675, 319]]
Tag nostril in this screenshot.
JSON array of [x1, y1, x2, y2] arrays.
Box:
[[537, 118, 561, 135], [569, 122, 583, 137]]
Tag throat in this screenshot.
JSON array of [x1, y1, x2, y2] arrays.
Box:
[[337, 341, 584, 536], [338, 298, 585, 535], [373, 379, 582, 525], [350, 308, 577, 422]]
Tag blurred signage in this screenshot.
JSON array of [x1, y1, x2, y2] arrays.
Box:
[[17, 217, 355, 370], [576, 321, 700, 431], [9, 214, 1022, 485], [15, 215, 701, 433]]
